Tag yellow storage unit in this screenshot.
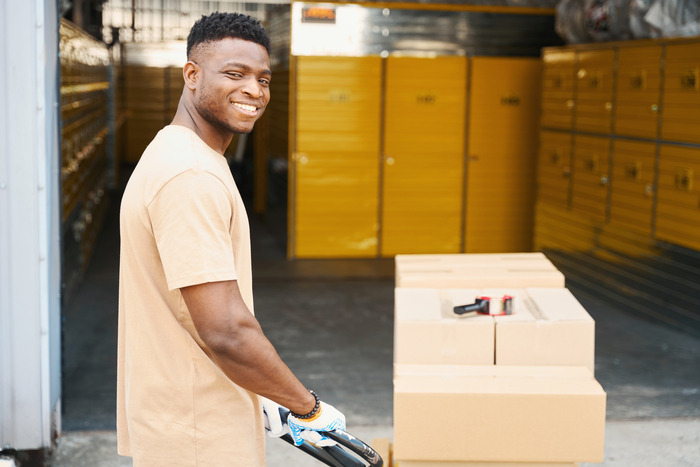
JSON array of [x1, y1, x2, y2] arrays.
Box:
[[610, 140, 656, 236], [575, 50, 615, 134], [124, 66, 169, 163], [541, 50, 576, 129], [167, 66, 185, 121], [571, 135, 610, 221], [381, 56, 467, 256], [662, 43, 700, 145], [537, 130, 572, 210], [294, 56, 382, 257], [655, 145, 700, 251], [615, 46, 662, 139], [466, 57, 541, 253]]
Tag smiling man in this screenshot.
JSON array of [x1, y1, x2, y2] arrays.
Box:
[[117, 12, 345, 467]]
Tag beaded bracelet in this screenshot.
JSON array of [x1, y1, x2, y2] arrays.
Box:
[[290, 389, 320, 420]]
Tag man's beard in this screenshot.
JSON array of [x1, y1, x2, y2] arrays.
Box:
[[195, 91, 252, 135]]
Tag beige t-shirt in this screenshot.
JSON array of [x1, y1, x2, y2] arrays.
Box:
[[117, 125, 265, 467]]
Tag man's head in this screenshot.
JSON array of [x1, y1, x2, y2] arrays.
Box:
[[184, 12, 271, 135]]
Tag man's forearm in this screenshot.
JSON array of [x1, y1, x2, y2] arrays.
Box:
[[181, 280, 316, 415], [209, 318, 316, 414]]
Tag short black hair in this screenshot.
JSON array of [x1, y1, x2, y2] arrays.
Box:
[[187, 12, 271, 60]]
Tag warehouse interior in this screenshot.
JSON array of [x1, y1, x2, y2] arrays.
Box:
[[10, 0, 700, 464]]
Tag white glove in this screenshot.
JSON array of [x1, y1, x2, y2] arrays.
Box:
[[287, 401, 346, 446], [300, 430, 337, 447], [261, 397, 286, 438]]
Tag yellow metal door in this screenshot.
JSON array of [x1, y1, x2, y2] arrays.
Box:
[[294, 56, 382, 258], [466, 57, 541, 253], [662, 43, 700, 145], [571, 135, 611, 221], [610, 140, 656, 236], [655, 145, 700, 251], [381, 56, 467, 256], [575, 50, 615, 134], [615, 46, 662, 139], [537, 130, 573, 210], [541, 50, 576, 130]]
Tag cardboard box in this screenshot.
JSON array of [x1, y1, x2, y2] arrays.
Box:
[[394, 288, 494, 365], [398, 462, 578, 467], [394, 365, 606, 463], [396, 269, 565, 288], [396, 253, 557, 274], [494, 288, 595, 374], [395, 253, 551, 267]]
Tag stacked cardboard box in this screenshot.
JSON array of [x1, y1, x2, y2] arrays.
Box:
[[395, 253, 565, 288], [393, 254, 605, 466]]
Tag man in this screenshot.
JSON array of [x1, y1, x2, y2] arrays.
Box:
[[117, 12, 345, 466]]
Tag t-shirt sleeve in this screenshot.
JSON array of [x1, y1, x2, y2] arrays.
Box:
[[148, 169, 237, 290]]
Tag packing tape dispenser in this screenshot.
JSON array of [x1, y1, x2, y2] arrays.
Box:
[[453, 295, 514, 317]]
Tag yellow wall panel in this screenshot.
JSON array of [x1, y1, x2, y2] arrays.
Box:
[[466, 57, 541, 253], [662, 43, 700, 145], [571, 134, 610, 221], [541, 50, 575, 129], [575, 50, 615, 134], [294, 56, 382, 258], [615, 46, 662, 139], [655, 145, 700, 250], [381, 56, 467, 256], [610, 140, 656, 236], [537, 130, 572, 209]]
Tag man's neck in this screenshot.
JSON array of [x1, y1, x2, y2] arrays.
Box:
[[171, 94, 233, 155]]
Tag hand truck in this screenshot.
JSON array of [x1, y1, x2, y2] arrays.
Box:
[[269, 407, 383, 467]]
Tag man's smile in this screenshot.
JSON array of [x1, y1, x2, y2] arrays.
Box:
[[232, 102, 259, 116]]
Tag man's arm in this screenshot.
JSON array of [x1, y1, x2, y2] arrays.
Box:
[[180, 279, 316, 415]]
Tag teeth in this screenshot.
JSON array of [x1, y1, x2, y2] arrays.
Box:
[[234, 103, 257, 112]]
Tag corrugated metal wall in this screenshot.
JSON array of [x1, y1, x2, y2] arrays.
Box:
[[536, 38, 700, 337]]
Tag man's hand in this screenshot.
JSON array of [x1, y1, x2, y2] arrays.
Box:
[[287, 401, 346, 446]]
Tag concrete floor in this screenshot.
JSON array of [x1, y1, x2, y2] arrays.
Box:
[[52, 189, 700, 466], [49, 420, 700, 467]]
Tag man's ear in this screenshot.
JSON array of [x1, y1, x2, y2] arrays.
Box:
[[183, 61, 199, 91]]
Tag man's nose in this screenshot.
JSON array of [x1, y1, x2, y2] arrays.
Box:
[[241, 78, 262, 98]]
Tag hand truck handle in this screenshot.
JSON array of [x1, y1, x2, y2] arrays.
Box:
[[274, 408, 383, 467], [323, 429, 383, 467]]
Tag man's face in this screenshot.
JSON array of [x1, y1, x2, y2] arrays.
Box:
[[192, 38, 271, 134]]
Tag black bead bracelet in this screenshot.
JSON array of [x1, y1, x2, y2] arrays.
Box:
[[290, 389, 320, 420]]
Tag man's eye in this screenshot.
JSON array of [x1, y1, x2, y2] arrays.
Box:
[[259, 79, 270, 85], [227, 72, 242, 78]]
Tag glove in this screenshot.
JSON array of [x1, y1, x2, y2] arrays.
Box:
[[300, 429, 337, 447], [261, 397, 286, 438], [287, 400, 346, 446]]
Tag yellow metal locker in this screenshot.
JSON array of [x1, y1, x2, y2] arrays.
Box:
[[294, 56, 382, 258], [381, 56, 467, 256], [655, 145, 700, 251], [537, 130, 572, 210], [571, 134, 610, 221], [615, 46, 662, 139], [575, 50, 615, 134], [610, 140, 656, 236], [662, 43, 700, 145], [541, 50, 576, 129], [466, 57, 541, 253]]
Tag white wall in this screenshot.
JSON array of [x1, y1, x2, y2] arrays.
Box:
[[0, 0, 62, 450]]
